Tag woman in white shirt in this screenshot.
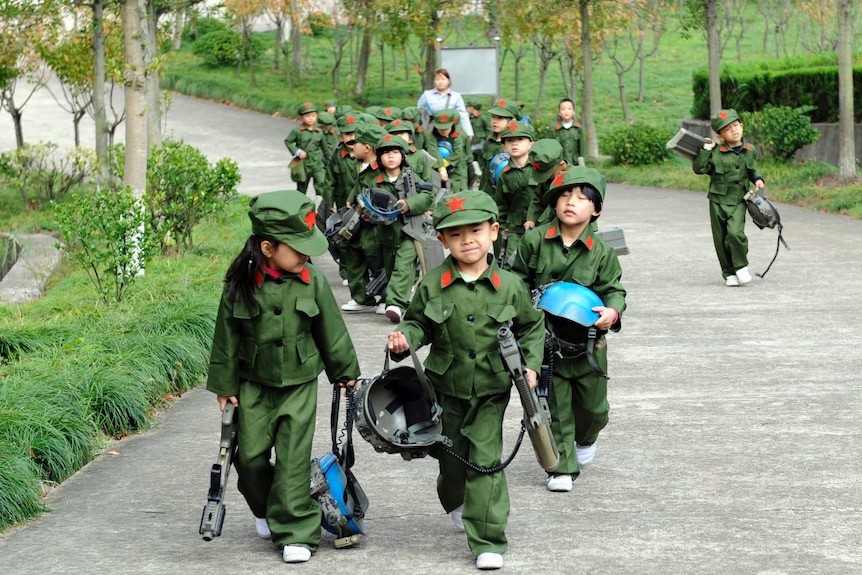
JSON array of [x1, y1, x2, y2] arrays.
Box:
[[417, 68, 473, 140]]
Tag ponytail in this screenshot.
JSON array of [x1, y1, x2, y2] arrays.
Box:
[[224, 235, 270, 306]]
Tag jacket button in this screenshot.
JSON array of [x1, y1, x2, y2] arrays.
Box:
[[275, 277, 285, 284], [274, 308, 282, 315], [275, 341, 283, 347], [468, 351, 476, 359], [467, 315, 474, 323], [468, 283, 476, 291]]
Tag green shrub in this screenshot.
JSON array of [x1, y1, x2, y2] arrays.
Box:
[[186, 16, 229, 41], [307, 11, 334, 36], [53, 186, 155, 304], [744, 105, 820, 162], [0, 450, 45, 525], [192, 29, 242, 67], [0, 143, 95, 209], [603, 124, 673, 166], [145, 139, 240, 255]]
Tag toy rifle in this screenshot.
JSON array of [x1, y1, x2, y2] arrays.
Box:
[[400, 169, 444, 275], [200, 403, 238, 541], [497, 326, 559, 472], [497, 230, 509, 268]]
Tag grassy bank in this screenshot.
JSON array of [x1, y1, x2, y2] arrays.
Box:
[[0, 187, 247, 532]]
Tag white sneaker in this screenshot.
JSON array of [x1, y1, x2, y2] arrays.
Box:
[[476, 552, 504, 570], [342, 278, 349, 286], [725, 275, 740, 287], [254, 517, 271, 539], [385, 305, 402, 323], [341, 299, 375, 312], [546, 474, 573, 492], [375, 303, 387, 315], [282, 545, 311, 563], [450, 504, 465, 531], [735, 266, 752, 285], [576, 443, 597, 466]]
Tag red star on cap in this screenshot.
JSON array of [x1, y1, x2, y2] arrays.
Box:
[[719, 111, 727, 119], [531, 161, 541, 170], [385, 108, 392, 114], [552, 172, 566, 186], [441, 114, 449, 122], [508, 123, 517, 131], [392, 119, 402, 126], [498, 99, 506, 105], [383, 134, 392, 142], [445, 195, 466, 213], [303, 210, 317, 230], [304, 102, 311, 108], [347, 116, 355, 124]]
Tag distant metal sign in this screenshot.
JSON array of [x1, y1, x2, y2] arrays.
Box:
[[440, 47, 499, 98]]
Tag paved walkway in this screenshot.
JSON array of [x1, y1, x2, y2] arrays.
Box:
[[1, 89, 861, 574]]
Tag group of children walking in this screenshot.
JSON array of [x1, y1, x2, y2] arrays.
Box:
[[206, 80, 763, 569]]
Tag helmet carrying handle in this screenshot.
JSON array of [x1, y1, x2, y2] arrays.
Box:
[[386, 342, 439, 420]]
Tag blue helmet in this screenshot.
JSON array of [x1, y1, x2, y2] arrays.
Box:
[[357, 187, 400, 225], [437, 140, 454, 159], [536, 282, 602, 327], [489, 152, 509, 185]]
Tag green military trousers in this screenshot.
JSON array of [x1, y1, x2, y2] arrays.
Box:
[[380, 236, 419, 313], [548, 343, 610, 478], [235, 379, 320, 550], [341, 223, 380, 306], [295, 162, 330, 201], [709, 199, 749, 278], [436, 391, 510, 557]]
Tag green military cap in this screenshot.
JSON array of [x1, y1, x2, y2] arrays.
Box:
[[401, 106, 421, 122], [366, 105, 394, 122], [383, 105, 401, 119], [529, 139, 564, 183], [297, 101, 317, 115], [433, 189, 499, 230], [433, 108, 458, 130], [542, 166, 607, 205], [711, 108, 741, 133], [500, 120, 535, 141], [339, 104, 354, 114], [377, 133, 409, 153], [323, 98, 338, 108], [487, 98, 522, 120], [354, 123, 388, 147], [336, 112, 365, 132], [317, 110, 335, 126], [248, 190, 328, 257], [386, 119, 415, 134]]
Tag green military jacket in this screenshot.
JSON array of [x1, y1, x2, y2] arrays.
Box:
[[469, 111, 492, 143], [284, 125, 329, 169], [692, 139, 763, 206], [553, 122, 586, 166], [495, 161, 539, 233], [405, 145, 434, 183], [367, 167, 435, 247], [510, 219, 627, 321], [397, 255, 545, 400], [429, 127, 469, 188], [328, 144, 359, 208], [206, 264, 360, 397], [480, 136, 505, 196]]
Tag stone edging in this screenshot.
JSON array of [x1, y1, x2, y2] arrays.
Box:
[[0, 233, 62, 305]]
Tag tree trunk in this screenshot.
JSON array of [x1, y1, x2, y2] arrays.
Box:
[[123, 0, 148, 199], [291, 3, 302, 76], [356, 26, 373, 96], [836, 0, 856, 179], [172, 9, 184, 51], [422, 10, 441, 89], [581, 0, 598, 158], [274, 19, 283, 70], [705, 0, 722, 118], [145, 0, 160, 150], [92, 0, 108, 163]]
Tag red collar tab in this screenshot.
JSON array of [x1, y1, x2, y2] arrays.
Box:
[[299, 267, 311, 284], [545, 225, 558, 239], [585, 235, 594, 250], [491, 270, 501, 290], [441, 269, 453, 288], [376, 174, 384, 183]]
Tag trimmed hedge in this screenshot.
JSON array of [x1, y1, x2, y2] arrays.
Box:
[[692, 55, 862, 123]]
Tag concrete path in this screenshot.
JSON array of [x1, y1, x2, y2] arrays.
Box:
[[1, 88, 861, 574]]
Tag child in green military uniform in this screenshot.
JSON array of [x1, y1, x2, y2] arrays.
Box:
[[466, 97, 491, 188], [386, 119, 434, 183], [388, 189, 545, 571], [316, 110, 338, 160], [510, 167, 626, 493], [340, 123, 389, 314], [494, 121, 537, 267], [206, 190, 360, 563], [525, 139, 567, 228], [693, 108, 765, 287], [430, 108, 470, 192], [370, 133, 435, 323], [552, 98, 586, 167], [480, 99, 522, 196], [284, 102, 332, 202]]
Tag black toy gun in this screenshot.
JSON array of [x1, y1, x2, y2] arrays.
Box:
[[366, 265, 389, 299], [331, 206, 362, 245], [199, 402, 237, 541], [497, 230, 509, 268], [497, 326, 559, 472]]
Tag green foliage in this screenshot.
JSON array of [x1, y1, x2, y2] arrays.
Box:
[[53, 186, 155, 304], [192, 29, 242, 67], [186, 17, 229, 42], [691, 56, 862, 122], [0, 450, 45, 527], [307, 11, 334, 36], [0, 143, 96, 209], [603, 124, 673, 166], [744, 105, 820, 162], [145, 139, 241, 255]]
